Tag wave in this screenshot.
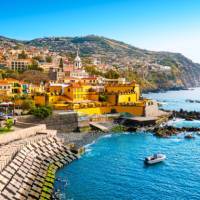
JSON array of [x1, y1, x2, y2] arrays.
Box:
[[84, 140, 96, 149], [167, 118, 184, 126], [101, 134, 112, 138], [170, 138, 182, 142]]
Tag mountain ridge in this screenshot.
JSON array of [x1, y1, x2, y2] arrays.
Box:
[[1, 35, 200, 91]]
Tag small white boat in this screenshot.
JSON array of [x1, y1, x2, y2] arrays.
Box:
[[145, 154, 166, 165], [184, 134, 195, 139]]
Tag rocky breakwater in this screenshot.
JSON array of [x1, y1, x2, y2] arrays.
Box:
[[172, 110, 200, 121], [153, 126, 200, 138], [0, 125, 79, 200]]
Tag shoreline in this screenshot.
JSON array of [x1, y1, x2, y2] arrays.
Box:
[[57, 131, 109, 149], [142, 86, 187, 94]]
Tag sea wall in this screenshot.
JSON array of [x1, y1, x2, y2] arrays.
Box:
[[0, 124, 47, 145], [17, 112, 78, 133], [144, 101, 161, 117], [0, 134, 78, 199]]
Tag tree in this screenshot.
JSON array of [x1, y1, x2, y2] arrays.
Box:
[[21, 99, 35, 111], [99, 94, 108, 102], [18, 50, 28, 59], [33, 56, 44, 62], [30, 106, 52, 119], [105, 69, 119, 79], [28, 59, 43, 71], [59, 58, 63, 68], [4, 119, 13, 130], [46, 56, 52, 63], [85, 65, 103, 76]]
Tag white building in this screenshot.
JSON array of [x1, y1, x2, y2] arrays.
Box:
[[74, 49, 82, 69], [71, 48, 89, 78], [8, 59, 32, 71]]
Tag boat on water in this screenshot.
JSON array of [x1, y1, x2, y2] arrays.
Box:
[[145, 154, 166, 165], [185, 134, 195, 139]]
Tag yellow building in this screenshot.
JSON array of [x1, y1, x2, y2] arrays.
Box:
[[33, 79, 157, 117], [105, 81, 140, 101], [63, 83, 94, 102], [105, 81, 140, 106]]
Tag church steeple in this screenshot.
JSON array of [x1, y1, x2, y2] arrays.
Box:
[[74, 47, 82, 69]]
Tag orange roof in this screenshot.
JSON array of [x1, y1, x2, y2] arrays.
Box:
[[4, 78, 19, 83], [0, 81, 10, 86], [69, 82, 85, 88]]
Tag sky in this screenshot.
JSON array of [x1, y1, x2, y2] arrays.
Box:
[[1, 0, 200, 62]]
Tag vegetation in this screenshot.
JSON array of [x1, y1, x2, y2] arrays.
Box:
[[21, 99, 35, 111], [29, 59, 43, 71], [59, 58, 63, 68], [104, 69, 119, 79], [0, 119, 14, 133], [33, 55, 44, 62], [85, 66, 119, 79], [158, 57, 178, 67], [99, 94, 108, 102], [19, 70, 49, 84], [46, 56, 52, 63], [111, 108, 117, 113], [30, 105, 52, 119], [111, 124, 125, 132], [18, 50, 28, 59], [1, 35, 200, 91], [85, 66, 103, 76]]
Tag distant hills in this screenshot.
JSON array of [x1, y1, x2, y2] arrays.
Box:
[[1, 35, 200, 91]]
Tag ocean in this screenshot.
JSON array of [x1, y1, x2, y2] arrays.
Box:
[[54, 88, 200, 200]]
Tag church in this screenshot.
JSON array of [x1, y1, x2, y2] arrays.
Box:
[[70, 48, 90, 78]]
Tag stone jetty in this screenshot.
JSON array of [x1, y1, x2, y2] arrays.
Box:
[[153, 126, 200, 138], [0, 124, 78, 200]]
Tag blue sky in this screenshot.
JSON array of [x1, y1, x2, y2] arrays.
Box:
[[1, 0, 200, 62]]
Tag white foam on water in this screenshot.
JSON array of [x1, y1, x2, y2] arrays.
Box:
[[84, 140, 95, 149], [101, 134, 112, 138], [85, 148, 92, 153], [123, 132, 131, 135], [170, 138, 182, 142], [167, 118, 184, 126]]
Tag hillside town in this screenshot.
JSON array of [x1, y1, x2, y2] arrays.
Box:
[[0, 45, 163, 119], [0, 43, 168, 200]]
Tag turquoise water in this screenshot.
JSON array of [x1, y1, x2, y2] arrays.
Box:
[[144, 87, 200, 111], [168, 118, 200, 128], [55, 88, 200, 200]]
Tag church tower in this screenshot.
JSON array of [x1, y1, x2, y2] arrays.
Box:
[[74, 48, 82, 69]]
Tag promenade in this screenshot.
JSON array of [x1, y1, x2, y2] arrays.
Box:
[[0, 124, 78, 199]]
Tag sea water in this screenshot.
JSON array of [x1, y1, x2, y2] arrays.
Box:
[[54, 88, 200, 200], [143, 87, 200, 111]]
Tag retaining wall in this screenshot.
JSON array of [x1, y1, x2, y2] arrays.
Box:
[[17, 112, 78, 133], [0, 124, 46, 145]]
